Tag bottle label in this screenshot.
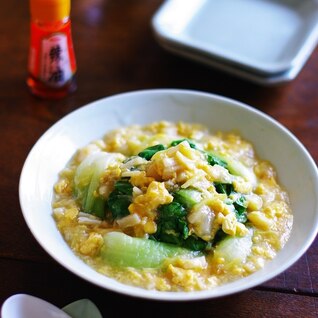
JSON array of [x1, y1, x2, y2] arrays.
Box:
[[40, 33, 72, 87], [28, 21, 76, 89]]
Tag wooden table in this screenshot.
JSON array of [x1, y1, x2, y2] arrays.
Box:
[[1, 1, 317, 317]]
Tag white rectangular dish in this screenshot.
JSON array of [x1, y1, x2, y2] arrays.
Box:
[[155, 36, 304, 85], [152, 0, 318, 82]]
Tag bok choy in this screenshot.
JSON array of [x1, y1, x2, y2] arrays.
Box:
[[101, 232, 201, 268], [73, 152, 123, 218]]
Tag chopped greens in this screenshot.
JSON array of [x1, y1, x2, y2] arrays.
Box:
[[213, 229, 253, 265], [212, 229, 228, 246], [138, 144, 165, 160], [170, 138, 197, 149], [183, 235, 210, 251], [173, 188, 202, 209], [73, 152, 121, 219], [152, 200, 208, 252], [114, 179, 133, 195], [101, 232, 201, 268], [152, 202, 189, 246], [206, 153, 228, 168], [215, 183, 247, 223], [208, 151, 257, 186], [107, 179, 133, 219], [214, 183, 234, 196], [157, 201, 187, 219], [233, 195, 248, 223]]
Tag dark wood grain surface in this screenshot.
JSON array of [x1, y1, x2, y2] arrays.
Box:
[[1, 1, 317, 317]]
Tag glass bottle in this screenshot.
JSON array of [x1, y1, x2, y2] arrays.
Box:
[[27, 0, 77, 99]]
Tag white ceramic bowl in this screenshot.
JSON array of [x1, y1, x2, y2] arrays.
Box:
[[19, 89, 318, 301]]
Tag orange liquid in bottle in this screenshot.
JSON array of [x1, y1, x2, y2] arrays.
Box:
[[27, 2, 77, 99]]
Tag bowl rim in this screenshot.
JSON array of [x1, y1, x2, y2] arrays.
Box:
[[19, 88, 318, 301]]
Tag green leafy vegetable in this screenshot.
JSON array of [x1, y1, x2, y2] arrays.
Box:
[[215, 183, 247, 222], [183, 235, 209, 251], [114, 179, 133, 195], [173, 188, 202, 209], [107, 179, 133, 219], [233, 195, 247, 223], [138, 144, 165, 160], [101, 232, 200, 268], [158, 201, 187, 218], [170, 139, 197, 149], [152, 200, 208, 251], [213, 229, 253, 265], [208, 151, 257, 186], [152, 202, 189, 246], [74, 152, 120, 218], [214, 183, 234, 196], [206, 153, 228, 168], [212, 229, 228, 246]]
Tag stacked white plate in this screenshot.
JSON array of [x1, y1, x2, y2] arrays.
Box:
[[152, 0, 318, 85]]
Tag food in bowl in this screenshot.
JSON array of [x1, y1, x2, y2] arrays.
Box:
[[52, 120, 293, 291]]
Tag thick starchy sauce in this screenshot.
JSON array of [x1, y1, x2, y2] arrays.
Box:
[[52, 121, 293, 291]]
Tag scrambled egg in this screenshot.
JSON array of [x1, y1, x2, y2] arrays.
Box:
[[52, 121, 293, 291]]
